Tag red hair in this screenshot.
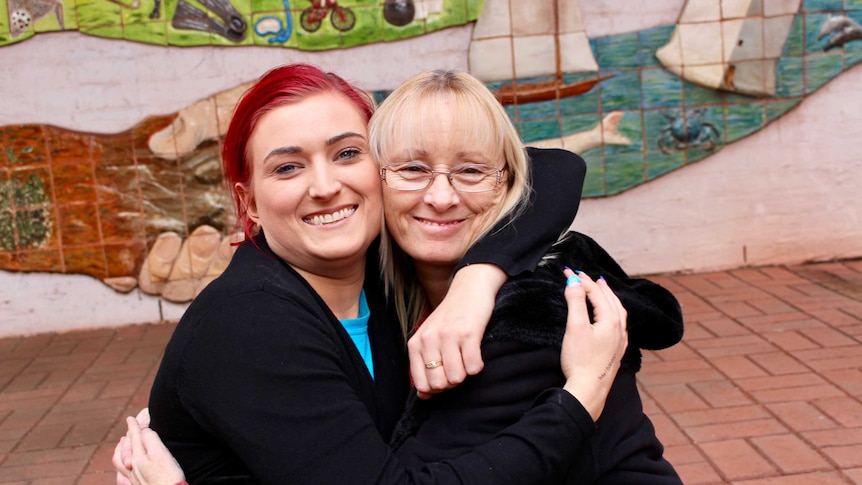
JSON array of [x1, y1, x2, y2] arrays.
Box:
[[221, 64, 375, 242]]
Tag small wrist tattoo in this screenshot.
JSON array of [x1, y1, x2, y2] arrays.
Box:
[[598, 352, 617, 380]]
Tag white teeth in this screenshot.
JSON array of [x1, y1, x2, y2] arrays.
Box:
[[304, 207, 356, 226], [420, 219, 457, 226]]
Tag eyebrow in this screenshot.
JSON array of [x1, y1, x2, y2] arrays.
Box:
[[262, 132, 366, 163]]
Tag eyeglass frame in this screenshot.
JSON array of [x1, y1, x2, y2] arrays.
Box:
[[379, 162, 506, 193]]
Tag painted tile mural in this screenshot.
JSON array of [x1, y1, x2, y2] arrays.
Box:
[[2, 0, 861, 301], [0, 0, 482, 48]]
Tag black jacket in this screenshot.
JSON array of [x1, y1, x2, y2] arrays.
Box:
[[392, 232, 684, 484]]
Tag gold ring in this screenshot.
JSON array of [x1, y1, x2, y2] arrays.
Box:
[[424, 360, 443, 369]]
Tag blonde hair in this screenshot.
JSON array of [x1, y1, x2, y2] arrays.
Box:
[[369, 69, 532, 337]]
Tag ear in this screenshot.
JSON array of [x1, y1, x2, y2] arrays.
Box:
[[235, 182, 258, 224]]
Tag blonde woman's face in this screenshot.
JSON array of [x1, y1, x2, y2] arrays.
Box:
[[380, 98, 506, 271]]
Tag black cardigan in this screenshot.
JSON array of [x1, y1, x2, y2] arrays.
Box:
[[392, 232, 684, 484]]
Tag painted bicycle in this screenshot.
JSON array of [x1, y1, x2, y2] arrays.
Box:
[[300, 0, 355, 32]]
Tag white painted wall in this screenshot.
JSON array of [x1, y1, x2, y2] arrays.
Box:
[[1, 0, 859, 337]]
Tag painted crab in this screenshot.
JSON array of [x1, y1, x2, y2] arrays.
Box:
[[657, 108, 721, 154]]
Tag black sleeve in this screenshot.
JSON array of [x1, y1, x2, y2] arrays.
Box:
[[393, 340, 595, 483], [458, 147, 587, 276], [559, 232, 685, 352]]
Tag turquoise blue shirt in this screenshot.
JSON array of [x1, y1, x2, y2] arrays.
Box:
[[339, 290, 373, 379]]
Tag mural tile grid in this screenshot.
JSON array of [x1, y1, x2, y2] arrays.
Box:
[[2, 1, 862, 296]]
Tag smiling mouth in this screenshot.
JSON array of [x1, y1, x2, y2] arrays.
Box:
[[416, 217, 462, 227], [304, 206, 357, 226]]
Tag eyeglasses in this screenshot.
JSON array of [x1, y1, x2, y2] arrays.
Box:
[[380, 162, 505, 193]]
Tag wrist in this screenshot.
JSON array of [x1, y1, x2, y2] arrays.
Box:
[[451, 263, 506, 294], [563, 377, 610, 422]]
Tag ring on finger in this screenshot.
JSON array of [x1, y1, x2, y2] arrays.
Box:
[[424, 360, 443, 369]]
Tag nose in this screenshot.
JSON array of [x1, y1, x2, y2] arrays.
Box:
[[422, 172, 460, 211], [308, 161, 342, 199]]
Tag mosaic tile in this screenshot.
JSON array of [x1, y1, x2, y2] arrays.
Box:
[[46, 128, 91, 161], [638, 26, 675, 68], [557, 81, 601, 117], [805, 51, 846, 91], [782, 14, 805, 56], [519, 119, 561, 143], [63, 245, 109, 278], [7, 166, 52, 207], [123, 20, 169, 45], [681, 79, 724, 106], [52, 161, 97, 203], [341, 5, 384, 47], [559, 113, 604, 138], [4, 125, 47, 166], [605, 149, 646, 196], [104, 239, 148, 277], [764, 98, 802, 122], [75, 0, 123, 28], [91, 136, 133, 166], [594, 32, 641, 70], [775, 56, 806, 96], [640, 67, 683, 109], [12, 248, 63, 272], [600, 70, 643, 112], [724, 101, 766, 142], [58, 201, 101, 247], [581, 152, 607, 198]]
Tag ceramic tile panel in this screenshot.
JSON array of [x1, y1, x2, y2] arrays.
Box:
[[0, 0, 479, 48]]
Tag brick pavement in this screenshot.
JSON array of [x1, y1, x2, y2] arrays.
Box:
[[0, 260, 860, 484]]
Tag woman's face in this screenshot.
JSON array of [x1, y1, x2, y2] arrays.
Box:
[[241, 91, 382, 274], [380, 98, 507, 271]]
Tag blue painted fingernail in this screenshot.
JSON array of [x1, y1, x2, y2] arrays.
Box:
[[566, 274, 582, 286]]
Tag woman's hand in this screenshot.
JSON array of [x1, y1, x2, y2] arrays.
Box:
[[112, 416, 186, 485], [559, 269, 628, 421], [408, 263, 506, 399], [112, 408, 184, 485]]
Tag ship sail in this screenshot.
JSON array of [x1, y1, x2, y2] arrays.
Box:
[[468, 0, 605, 105], [655, 0, 802, 97]]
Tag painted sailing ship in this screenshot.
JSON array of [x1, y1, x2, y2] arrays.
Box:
[[468, 0, 611, 105]]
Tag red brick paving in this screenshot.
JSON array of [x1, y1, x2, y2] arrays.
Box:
[[0, 260, 860, 484]]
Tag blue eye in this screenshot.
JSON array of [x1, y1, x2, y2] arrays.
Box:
[[337, 148, 361, 161], [275, 163, 299, 175]]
